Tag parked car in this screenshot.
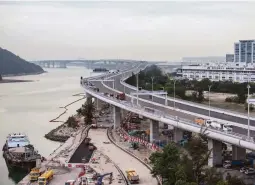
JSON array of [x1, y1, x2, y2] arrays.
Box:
[[244, 168, 255, 175], [240, 167, 248, 173]]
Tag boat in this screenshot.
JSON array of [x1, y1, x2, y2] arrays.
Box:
[[2, 133, 42, 172], [93, 68, 109, 72]]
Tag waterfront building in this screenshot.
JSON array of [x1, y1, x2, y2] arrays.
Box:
[[177, 62, 255, 83], [234, 40, 255, 64], [177, 40, 255, 83]]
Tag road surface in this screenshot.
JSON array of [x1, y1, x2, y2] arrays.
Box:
[[88, 129, 158, 185]]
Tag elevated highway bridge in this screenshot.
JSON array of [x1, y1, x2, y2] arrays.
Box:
[[82, 61, 255, 167]]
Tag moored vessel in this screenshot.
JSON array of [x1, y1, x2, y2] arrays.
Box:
[[2, 133, 42, 172]]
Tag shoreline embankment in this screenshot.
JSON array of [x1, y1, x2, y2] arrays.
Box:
[[0, 71, 46, 84], [45, 93, 86, 142]]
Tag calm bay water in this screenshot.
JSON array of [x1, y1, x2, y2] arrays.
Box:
[[0, 67, 96, 185]]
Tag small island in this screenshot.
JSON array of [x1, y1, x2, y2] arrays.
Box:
[[0, 47, 44, 83]]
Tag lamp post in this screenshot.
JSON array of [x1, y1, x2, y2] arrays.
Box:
[[151, 77, 154, 102], [136, 72, 139, 105], [208, 85, 212, 118], [247, 84, 251, 138], [173, 79, 177, 109]]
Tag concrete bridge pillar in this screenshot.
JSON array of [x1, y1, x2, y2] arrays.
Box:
[[86, 93, 92, 103], [95, 98, 104, 110], [150, 120, 159, 142], [232, 146, 246, 160], [208, 139, 223, 167], [173, 128, 183, 142], [113, 106, 121, 129]]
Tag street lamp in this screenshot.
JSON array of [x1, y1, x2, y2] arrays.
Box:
[[173, 79, 177, 109], [151, 77, 154, 102], [208, 85, 212, 118], [136, 72, 139, 105], [247, 84, 251, 138]]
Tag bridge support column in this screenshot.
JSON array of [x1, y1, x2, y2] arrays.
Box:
[[208, 139, 223, 167], [86, 93, 92, 103], [232, 146, 246, 160], [150, 120, 159, 142], [173, 128, 183, 142], [95, 98, 103, 110], [113, 106, 121, 129]]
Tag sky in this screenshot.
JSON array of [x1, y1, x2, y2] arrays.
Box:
[[1, 1, 255, 61]]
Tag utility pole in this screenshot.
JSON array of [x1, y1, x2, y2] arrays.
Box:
[[136, 72, 139, 105], [151, 77, 154, 101], [174, 80, 176, 109], [208, 85, 212, 118], [247, 84, 251, 139]]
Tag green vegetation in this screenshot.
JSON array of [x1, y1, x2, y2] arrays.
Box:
[[0, 47, 44, 75], [149, 132, 244, 185], [65, 116, 78, 128], [125, 65, 255, 110], [76, 99, 95, 124]]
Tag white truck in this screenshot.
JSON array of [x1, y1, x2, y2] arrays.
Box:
[[210, 121, 233, 132]]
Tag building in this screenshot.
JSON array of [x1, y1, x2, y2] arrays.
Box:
[[234, 40, 255, 64], [226, 54, 234, 62], [177, 39, 255, 83], [177, 62, 255, 82], [182, 56, 225, 64]]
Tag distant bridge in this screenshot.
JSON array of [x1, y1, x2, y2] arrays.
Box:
[[31, 60, 134, 69]]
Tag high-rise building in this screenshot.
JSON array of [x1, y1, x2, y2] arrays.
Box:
[[226, 54, 234, 62], [234, 40, 255, 64]]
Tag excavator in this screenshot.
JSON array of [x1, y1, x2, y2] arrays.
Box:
[[96, 172, 113, 185]]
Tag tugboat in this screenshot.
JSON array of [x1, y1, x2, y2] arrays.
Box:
[[2, 133, 42, 172]]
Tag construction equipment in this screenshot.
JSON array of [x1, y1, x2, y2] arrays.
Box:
[[126, 169, 139, 184], [65, 180, 76, 185], [38, 169, 54, 185], [29, 167, 44, 181], [96, 172, 113, 185]]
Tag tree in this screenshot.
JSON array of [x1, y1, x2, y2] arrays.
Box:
[[149, 143, 180, 184], [185, 130, 211, 183], [0, 74, 2, 81], [66, 116, 78, 128], [77, 100, 95, 124]]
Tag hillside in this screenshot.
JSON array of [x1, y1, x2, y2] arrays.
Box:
[[0, 47, 44, 76]]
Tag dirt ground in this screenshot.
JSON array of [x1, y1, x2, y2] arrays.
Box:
[[186, 91, 255, 116]]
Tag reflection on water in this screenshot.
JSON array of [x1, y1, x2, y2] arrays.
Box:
[[0, 67, 97, 185]]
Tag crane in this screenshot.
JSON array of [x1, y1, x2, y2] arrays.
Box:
[[96, 172, 113, 185]]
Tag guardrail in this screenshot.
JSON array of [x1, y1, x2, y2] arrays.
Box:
[[119, 68, 255, 121], [83, 84, 255, 151], [100, 69, 255, 131]]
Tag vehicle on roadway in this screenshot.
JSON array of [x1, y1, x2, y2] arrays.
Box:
[[240, 167, 249, 173], [29, 167, 44, 181], [116, 92, 125, 100], [65, 180, 76, 185], [195, 118, 233, 132], [126, 169, 139, 184], [244, 168, 255, 175], [38, 169, 54, 185]]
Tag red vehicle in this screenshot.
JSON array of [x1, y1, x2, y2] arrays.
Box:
[[116, 92, 125, 100]]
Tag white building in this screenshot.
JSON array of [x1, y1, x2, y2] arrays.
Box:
[[234, 40, 255, 63], [177, 62, 255, 83], [177, 39, 255, 83]]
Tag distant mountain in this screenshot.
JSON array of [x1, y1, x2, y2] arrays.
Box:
[[0, 47, 44, 76]]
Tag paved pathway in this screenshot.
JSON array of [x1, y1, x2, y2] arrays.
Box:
[[88, 129, 158, 185]]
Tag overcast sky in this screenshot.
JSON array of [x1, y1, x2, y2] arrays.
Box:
[[1, 1, 255, 61]]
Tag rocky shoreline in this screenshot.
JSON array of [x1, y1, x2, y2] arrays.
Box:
[[45, 94, 86, 142]]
